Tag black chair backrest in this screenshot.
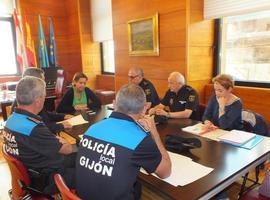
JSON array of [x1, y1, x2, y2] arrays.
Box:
[[242, 109, 269, 136]]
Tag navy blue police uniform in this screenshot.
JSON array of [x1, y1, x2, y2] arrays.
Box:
[[76, 112, 161, 200], [161, 85, 200, 120], [139, 78, 160, 107], [3, 108, 75, 194]]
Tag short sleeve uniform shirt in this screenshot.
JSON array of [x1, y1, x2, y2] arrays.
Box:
[[139, 78, 160, 107], [76, 112, 162, 200], [161, 85, 199, 120], [3, 109, 63, 170]]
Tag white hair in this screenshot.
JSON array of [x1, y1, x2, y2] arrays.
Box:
[[115, 84, 146, 114], [169, 72, 185, 84]]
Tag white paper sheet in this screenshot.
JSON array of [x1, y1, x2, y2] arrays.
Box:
[[218, 130, 256, 145], [141, 152, 213, 186], [57, 114, 88, 126]]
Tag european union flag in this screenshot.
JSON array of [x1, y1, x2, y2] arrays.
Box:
[[48, 17, 57, 67], [38, 15, 49, 68]]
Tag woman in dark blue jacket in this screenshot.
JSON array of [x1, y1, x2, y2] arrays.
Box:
[[202, 74, 242, 131], [57, 72, 101, 114]]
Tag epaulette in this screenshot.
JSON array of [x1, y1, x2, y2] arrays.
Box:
[[186, 85, 193, 91], [143, 81, 148, 86], [27, 117, 42, 124]]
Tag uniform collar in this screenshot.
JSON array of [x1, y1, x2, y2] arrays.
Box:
[[109, 111, 135, 123], [139, 78, 147, 86], [14, 108, 42, 121], [177, 85, 186, 95]]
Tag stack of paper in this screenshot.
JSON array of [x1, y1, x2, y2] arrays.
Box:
[[182, 123, 218, 135], [57, 114, 88, 126], [218, 130, 256, 146], [140, 152, 213, 186]]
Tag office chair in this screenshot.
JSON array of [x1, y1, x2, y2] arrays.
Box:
[[54, 69, 66, 109], [240, 187, 270, 200], [54, 174, 81, 200], [2, 144, 51, 200], [240, 171, 270, 200], [239, 110, 269, 197]]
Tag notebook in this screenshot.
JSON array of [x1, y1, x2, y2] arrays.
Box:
[[218, 130, 256, 146]]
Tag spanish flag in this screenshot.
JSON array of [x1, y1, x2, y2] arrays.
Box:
[[25, 16, 37, 67], [13, 9, 28, 71]]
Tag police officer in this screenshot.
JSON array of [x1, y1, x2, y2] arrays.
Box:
[[11, 67, 73, 134], [149, 72, 199, 120], [128, 67, 160, 107], [76, 84, 171, 200], [3, 77, 76, 195]]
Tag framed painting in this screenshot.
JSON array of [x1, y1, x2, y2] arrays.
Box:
[[128, 13, 159, 56]]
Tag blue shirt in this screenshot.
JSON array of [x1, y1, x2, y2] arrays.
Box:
[[202, 95, 243, 130]]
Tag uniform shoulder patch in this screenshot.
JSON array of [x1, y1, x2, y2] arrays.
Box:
[[143, 81, 148, 86], [27, 117, 42, 124], [186, 86, 193, 91], [188, 95, 195, 102]]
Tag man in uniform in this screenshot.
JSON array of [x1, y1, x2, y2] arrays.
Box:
[[3, 77, 77, 195], [149, 71, 199, 120], [11, 67, 73, 134], [128, 67, 160, 107], [76, 84, 171, 200]]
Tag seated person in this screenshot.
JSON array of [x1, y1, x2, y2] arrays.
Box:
[[149, 72, 199, 120], [202, 74, 242, 131], [76, 84, 171, 200], [57, 72, 101, 114], [3, 77, 77, 195], [11, 67, 73, 134], [128, 67, 160, 107]]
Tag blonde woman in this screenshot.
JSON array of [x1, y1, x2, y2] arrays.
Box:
[[202, 74, 242, 130]]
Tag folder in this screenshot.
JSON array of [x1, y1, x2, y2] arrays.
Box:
[[239, 135, 264, 149], [218, 130, 256, 146]]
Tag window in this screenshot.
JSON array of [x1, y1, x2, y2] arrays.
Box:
[[0, 17, 18, 76], [219, 11, 270, 86], [101, 40, 115, 74]]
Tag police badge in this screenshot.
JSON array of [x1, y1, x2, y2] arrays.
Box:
[[169, 98, 173, 105], [188, 95, 195, 102]]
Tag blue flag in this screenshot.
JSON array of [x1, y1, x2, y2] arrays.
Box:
[[38, 15, 49, 68], [48, 17, 57, 66]]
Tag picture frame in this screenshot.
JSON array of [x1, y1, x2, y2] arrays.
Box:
[[128, 13, 159, 56]]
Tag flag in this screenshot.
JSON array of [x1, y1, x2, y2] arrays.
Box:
[[13, 9, 28, 71], [38, 15, 49, 68], [25, 16, 37, 67], [48, 17, 57, 66]]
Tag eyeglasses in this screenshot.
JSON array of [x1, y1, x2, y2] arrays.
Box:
[[128, 75, 139, 80]]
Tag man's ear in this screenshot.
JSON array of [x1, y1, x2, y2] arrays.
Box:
[[141, 104, 148, 115], [112, 99, 116, 110]]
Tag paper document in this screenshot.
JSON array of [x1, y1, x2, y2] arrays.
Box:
[[57, 114, 88, 126], [182, 123, 218, 135], [218, 130, 256, 145], [107, 103, 114, 110], [140, 152, 213, 186], [202, 129, 228, 141]]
